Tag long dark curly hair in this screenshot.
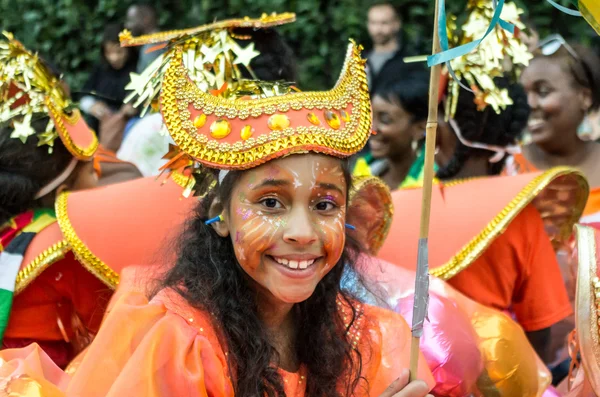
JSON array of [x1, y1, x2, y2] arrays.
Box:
[[158, 159, 368, 396], [436, 77, 530, 180]]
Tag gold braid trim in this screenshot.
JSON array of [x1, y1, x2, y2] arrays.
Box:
[[55, 192, 120, 288], [575, 224, 600, 394], [431, 167, 588, 280], [14, 240, 70, 295]]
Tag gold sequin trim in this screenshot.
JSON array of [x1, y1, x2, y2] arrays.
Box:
[[55, 192, 119, 288], [120, 13, 296, 47], [14, 240, 70, 295], [46, 100, 98, 160], [160, 41, 371, 169], [431, 167, 588, 279], [575, 224, 600, 393]]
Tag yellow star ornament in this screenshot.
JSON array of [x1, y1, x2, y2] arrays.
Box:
[[233, 42, 260, 67]]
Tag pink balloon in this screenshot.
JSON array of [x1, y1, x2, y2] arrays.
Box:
[[396, 292, 484, 396]]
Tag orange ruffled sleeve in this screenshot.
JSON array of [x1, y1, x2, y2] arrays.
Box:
[[65, 291, 233, 397], [1, 286, 433, 396]]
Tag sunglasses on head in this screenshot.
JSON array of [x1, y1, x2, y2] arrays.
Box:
[[537, 34, 581, 60], [537, 34, 594, 88]]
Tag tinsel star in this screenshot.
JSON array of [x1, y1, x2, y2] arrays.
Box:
[[125, 72, 147, 96], [201, 43, 221, 64], [233, 42, 259, 67], [11, 114, 36, 142]]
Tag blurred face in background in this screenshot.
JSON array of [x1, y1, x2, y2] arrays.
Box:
[[371, 95, 422, 160], [125, 6, 146, 36], [103, 41, 129, 70], [367, 4, 401, 47]]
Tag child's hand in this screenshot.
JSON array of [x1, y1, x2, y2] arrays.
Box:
[[378, 369, 432, 397]]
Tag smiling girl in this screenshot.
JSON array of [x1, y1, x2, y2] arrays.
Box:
[[0, 21, 433, 397]]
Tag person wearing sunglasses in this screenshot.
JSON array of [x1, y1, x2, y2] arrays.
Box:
[[511, 34, 600, 225]]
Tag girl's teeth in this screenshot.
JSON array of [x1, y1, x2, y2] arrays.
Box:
[[273, 257, 316, 270]]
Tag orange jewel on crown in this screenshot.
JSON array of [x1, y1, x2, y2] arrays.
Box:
[[324, 110, 341, 130], [267, 114, 291, 131], [340, 110, 350, 122], [210, 119, 231, 139], [307, 112, 321, 125], [241, 125, 254, 140], [194, 114, 207, 128]]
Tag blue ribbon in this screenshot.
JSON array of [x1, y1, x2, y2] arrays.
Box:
[[545, 0, 582, 17], [428, 0, 515, 67]]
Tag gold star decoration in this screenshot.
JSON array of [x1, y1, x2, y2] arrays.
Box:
[[125, 71, 149, 97], [200, 43, 221, 64], [10, 113, 36, 142], [233, 42, 260, 67]]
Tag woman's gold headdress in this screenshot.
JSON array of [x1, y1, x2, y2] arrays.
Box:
[[443, 1, 533, 119], [0, 32, 98, 160]]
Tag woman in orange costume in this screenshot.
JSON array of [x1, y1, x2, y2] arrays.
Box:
[[379, 2, 582, 371], [506, 36, 600, 225], [0, 24, 435, 396], [0, 33, 121, 368]]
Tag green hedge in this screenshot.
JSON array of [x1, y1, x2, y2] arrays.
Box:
[[0, 0, 596, 91]]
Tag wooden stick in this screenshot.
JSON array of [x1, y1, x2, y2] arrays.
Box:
[[409, 0, 443, 382]]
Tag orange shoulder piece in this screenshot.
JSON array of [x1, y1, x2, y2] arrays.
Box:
[[378, 167, 588, 279], [55, 175, 195, 289]]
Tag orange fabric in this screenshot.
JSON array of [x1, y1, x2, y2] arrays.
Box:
[[504, 153, 600, 218], [64, 176, 193, 273], [447, 204, 572, 331], [93, 145, 137, 177], [0, 344, 70, 396], [4, 253, 112, 345], [378, 172, 553, 272], [0, 289, 434, 396]]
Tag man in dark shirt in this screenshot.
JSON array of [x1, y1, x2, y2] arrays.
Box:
[[366, 2, 408, 93]]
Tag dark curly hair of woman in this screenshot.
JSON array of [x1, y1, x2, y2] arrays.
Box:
[[157, 160, 368, 397], [436, 77, 530, 180], [0, 116, 73, 225]]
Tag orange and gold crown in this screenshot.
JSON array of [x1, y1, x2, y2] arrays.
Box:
[[160, 41, 372, 170], [0, 32, 98, 160]]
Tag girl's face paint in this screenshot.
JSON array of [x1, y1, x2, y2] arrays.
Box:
[[224, 154, 347, 304]]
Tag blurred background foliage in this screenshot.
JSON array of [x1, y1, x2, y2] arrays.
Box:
[[0, 0, 597, 91]]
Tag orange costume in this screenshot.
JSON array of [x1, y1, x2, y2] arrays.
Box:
[[378, 169, 588, 333], [504, 153, 600, 225]]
